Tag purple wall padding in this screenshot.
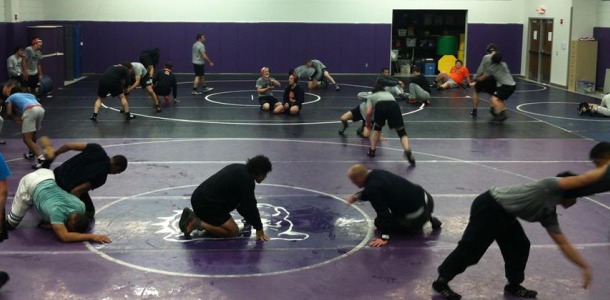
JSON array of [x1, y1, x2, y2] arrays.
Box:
[[593, 27, 610, 89], [3, 21, 523, 79], [0, 23, 8, 83], [466, 23, 523, 74]]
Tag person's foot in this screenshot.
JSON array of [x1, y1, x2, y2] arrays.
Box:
[[173, 98, 180, 103], [191, 89, 202, 95], [432, 279, 462, 300], [489, 107, 498, 117], [0, 271, 9, 290], [335, 85, 340, 92], [356, 127, 365, 138], [423, 99, 431, 106], [23, 151, 35, 159], [119, 108, 125, 114], [504, 284, 538, 298], [470, 109, 478, 117], [578, 102, 591, 116], [493, 111, 508, 122], [32, 157, 46, 169], [179, 207, 198, 240], [404, 150, 416, 165], [367, 148, 376, 157], [430, 217, 442, 230], [90, 113, 97, 121], [400, 92, 410, 99], [0, 140, 6, 145], [125, 113, 136, 120], [202, 87, 214, 93], [164, 96, 170, 104], [408, 98, 417, 104], [156, 105, 162, 113], [338, 121, 348, 135]]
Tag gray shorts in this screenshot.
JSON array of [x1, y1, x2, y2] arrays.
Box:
[[21, 106, 45, 133], [444, 79, 459, 88]]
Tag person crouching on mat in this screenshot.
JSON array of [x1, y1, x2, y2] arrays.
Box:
[[91, 62, 135, 121], [153, 62, 179, 104], [433, 143, 610, 300], [474, 51, 516, 123], [339, 91, 372, 138], [407, 66, 432, 105], [256, 67, 284, 114], [365, 85, 416, 165], [283, 74, 305, 115], [347, 164, 441, 247], [179, 155, 273, 241]]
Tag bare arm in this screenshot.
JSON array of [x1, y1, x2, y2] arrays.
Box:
[[558, 163, 609, 190], [38, 61, 43, 77], [126, 76, 141, 93], [0, 179, 8, 240], [201, 52, 214, 66], [70, 182, 91, 198], [51, 223, 111, 243], [548, 231, 591, 288], [54, 142, 87, 157], [365, 106, 374, 128], [21, 57, 29, 77]]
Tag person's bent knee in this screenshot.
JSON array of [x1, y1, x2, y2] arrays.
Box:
[[396, 127, 407, 138], [290, 106, 299, 115], [261, 103, 270, 111], [373, 123, 383, 132]]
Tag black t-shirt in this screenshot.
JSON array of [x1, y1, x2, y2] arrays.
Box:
[[362, 169, 426, 235], [140, 49, 160, 66], [153, 69, 178, 98], [192, 164, 263, 230], [54, 143, 111, 192], [409, 74, 432, 93], [282, 84, 305, 105], [101, 65, 130, 87]]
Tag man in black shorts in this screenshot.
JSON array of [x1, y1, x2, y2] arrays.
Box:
[[51, 142, 128, 218], [469, 43, 497, 117], [21, 38, 43, 95], [256, 67, 284, 113], [191, 33, 214, 94], [338, 91, 371, 137], [365, 86, 416, 165], [153, 62, 179, 104], [90, 62, 136, 121], [139, 48, 160, 78], [179, 155, 273, 241], [473, 52, 516, 122], [347, 164, 442, 247]]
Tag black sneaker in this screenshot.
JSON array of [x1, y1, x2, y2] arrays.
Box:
[[119, 108, 125, 114], [430, 217, 442, 230], [156, 105, 162, 113], [0, 271, 9, 290], [33, 158, 46, 169], [432, 279, 462, 300], [338, 121, 348, 135], [504, 284, 537, 298], [578, 102, 591, 116], [335, 85, 340, 92], [470, 109, 478, 117], [404, 150, 416, 165], [179, 207, 196, 240], [125, 113, 136, 120], [23, 152, 35, 159], [89, 114, 97, 121], [494, 111, 508, 122], [489, 107, 498, 117], [367, 148, 376, 157]]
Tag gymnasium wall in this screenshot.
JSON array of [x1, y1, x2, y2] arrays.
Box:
[[597, 0, 610, 28]]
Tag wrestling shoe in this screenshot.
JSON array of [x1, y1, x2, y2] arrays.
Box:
[[0, 271, 9, 290], [155, 105, 162, 113], [338, 121, 348, 135], [335, 85, 341, 92], [493, 111, 508, 122], [191, 89, 202, 95], [432, 279, 462, 300], [173, 98, 180, 103], [32, 157, 46, 170], [578, 102, 591, 116], [90, 113, 97, 121], [408, 98, 417, 104], [23, 151, 35, 159], [202, 87, 214, 93], [125, 113, 136, 120], [504, 284, 537, 298], [404, 150, 416, 165], [0, 140, 6, 145], [179, 207, 198, 240], [367, 148, 376, 157], [423, 99, 431, 106], [470, 109, 478, 117], [430, 217, 442, 230], [119, 108, 125, 113]]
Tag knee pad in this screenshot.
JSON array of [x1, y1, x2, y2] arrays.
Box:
[[373, 123, 383, 131], [397, 128, 407, 137]]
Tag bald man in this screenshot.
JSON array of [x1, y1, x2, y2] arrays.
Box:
[[347, 164, 441, 247]]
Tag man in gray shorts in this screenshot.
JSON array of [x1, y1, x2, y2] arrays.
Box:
[[2, 80, 47, 169], [192, 33, 214, 95]]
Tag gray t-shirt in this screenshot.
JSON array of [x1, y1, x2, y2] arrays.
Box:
[[294, 65, 315, 80], [484, 62, 515, 86], [366, 91, 396, 109], [256, 77, 275, 98], [490, 177, 563, 233], [24, 46, 42, 74], [311, 59, 326, 80], [131, 62, 147, 77], [192, 41, 206, 65], [7, 55, 22, 77], [475, 54, 492, 76]]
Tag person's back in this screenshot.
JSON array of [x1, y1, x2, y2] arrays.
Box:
[[54, 143, 110, 191], [293, 65, 314, 80], [6, 92, 40, 111], [102, 65, 129, 84], [367, 91, 395, 108], [194, 164, 254, 209], [364, 169, 425, 214], [32, 179, 85, 224], [485, 62, 515, 86], [153, 68, 177, 95]]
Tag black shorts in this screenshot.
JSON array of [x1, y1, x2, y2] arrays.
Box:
[[474, 77, 497, 94], [139, 54, 154, 69], [27, 74, 39, 89], [193, 64, 205, 76], [350, 105, 364, 122], [493, 84, 516, 101], [97, 78, 124, 98], [374, 101, 404, 129], [259, 96, 279, 106], [191, 199, 232, 227], [285, 102, 302, 109], [153, 86, 170, 96], [140, 74, 152, 89]]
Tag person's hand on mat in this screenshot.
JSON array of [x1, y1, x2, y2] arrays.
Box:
[[368, 237, 388, 247], [255, 230, 270, 241], [347, 194, 358, 206], [91, 234, 112, 243], [582, 267, 592, 289]]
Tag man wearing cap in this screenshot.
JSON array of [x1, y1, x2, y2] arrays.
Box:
[[22, 38, 44, 95], [346, 164, 442, 247]]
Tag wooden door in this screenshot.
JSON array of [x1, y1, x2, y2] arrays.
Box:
[[540, 19, 553, 84], [527, 19, 541, 81]]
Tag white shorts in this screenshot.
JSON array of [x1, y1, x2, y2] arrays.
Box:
[[8, 169, 55, 227]]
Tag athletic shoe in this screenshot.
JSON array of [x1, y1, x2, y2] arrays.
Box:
[[179, 207, 197, 240], [367, 148, 376, 157], [493, 111, 508, 122], [156, 105, 162, 113], [423, 100, 431, 106], [23, 151, 35, 159], [338, 121, 348, 135], [0, 140, 6, 145], [356, 127, 365, 138], [90, 114, 97, 121], [0, 271, 9, 290], [191, 90, 202, 95], [173, 98, 180, 103], [119, 108, 125, 114], [432, 279, 462, 300], [408, 98, 417, 104], [430, 217, 442, 230], [404, 150, 416, 165], [32, 158, 46, 169], [489, 107, 498, 117], [335, 85, 340, 92], [202, 87, 214, 93], [125, 113, 136, 120], [470, 109, 478, 117], [504, 284, 537, 298]]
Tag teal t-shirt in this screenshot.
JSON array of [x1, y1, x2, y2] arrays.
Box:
[[32, 180, 85, 224]]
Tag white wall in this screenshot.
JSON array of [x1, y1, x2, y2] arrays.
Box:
[[521, 0, 573, 86], [0, 0, 6, 23], [571, 0, 597, 38], [2, 0, 44, 22], [598, 0, 610, 27], [42, 0, 524, 24]]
